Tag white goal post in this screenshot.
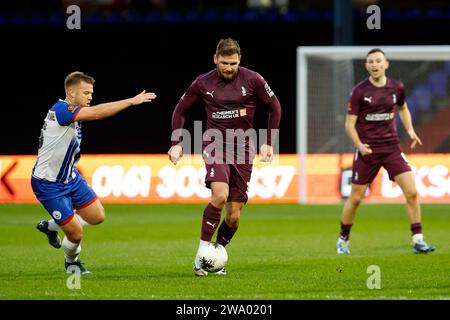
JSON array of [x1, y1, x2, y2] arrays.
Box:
[[296, 45, 450, 204]]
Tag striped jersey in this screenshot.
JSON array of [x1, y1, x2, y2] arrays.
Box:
[[32, 99, 82, 183]]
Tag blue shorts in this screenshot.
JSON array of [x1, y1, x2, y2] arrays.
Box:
[[31, 174, 98, 225]]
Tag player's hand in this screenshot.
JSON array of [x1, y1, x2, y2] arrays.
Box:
[[130, 90, 157, 105], [408, 129, 423, 149], [259, 144, 274, 162], [168, 145, 183, 165], [358, 143, 373, 156]]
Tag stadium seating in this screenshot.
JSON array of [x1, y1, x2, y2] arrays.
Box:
[[413, 84, 433, 112], [1, 6, 450, 26], [406, 64, 450, 127], [428, 70, 448, 97]]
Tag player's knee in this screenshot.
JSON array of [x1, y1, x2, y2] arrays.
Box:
[[93, 207, 105, 225], [349, 195, 363, 207], [86, 206, 105, 225], [228, 216, 240, 229], [67, 230, 83, 243], [212, 193, 228, 207], [404, 189, 418, 201], [225, 210, 240, 229]]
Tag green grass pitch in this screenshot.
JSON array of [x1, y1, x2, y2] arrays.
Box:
[[0, 203, 449, 299]]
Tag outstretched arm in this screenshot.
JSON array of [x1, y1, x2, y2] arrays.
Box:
[[75, 90, 156, 121], [398, 102, 422, 149]]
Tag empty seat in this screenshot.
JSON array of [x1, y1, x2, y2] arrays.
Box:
[[412, 84, 432, 112], [428, 70, 448, 97]]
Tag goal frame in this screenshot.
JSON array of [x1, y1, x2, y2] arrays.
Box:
[[296, 45, 450, 204]]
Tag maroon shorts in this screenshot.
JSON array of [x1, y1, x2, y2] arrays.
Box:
[[204, 163, 253, 203], [351, 148, 411, 185]]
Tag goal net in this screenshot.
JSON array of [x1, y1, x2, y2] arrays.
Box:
[[296, 46, 450, 203]]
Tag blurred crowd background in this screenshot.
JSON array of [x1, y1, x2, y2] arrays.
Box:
[[1, 0, 450, 24]]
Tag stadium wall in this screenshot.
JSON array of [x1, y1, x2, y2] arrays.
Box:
[[2, 154, 450, 204]]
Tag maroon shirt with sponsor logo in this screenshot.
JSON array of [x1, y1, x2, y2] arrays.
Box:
[[348, 78, 405, 153], [171, 66, 281, 159]]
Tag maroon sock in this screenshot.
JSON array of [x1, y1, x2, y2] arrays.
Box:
[[410, 223, 422, 236], [216, 221, 238, 247], [201, 203, 222, 241], [339, 222, 353, 241]]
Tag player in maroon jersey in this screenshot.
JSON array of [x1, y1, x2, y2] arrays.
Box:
[[336, 48, 435, 254], [168, 38, 282, 275]]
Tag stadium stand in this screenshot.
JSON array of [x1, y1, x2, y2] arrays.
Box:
[[0, 0, 449, 25]]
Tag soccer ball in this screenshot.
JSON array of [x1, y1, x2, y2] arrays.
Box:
[[197, 242, 228, 272]]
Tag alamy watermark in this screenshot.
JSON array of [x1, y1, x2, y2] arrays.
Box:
[[66, 265, 81, 290], [366, 265, 381, 289], [66, 5, 81, 30], [171, 121, 280, 165], [366, 5, 381, 30]]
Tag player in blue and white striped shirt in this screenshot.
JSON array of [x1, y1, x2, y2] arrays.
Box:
[[32, 71, 156, 274]]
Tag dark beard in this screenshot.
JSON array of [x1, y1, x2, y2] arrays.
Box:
[[217, 68, 238, 81]]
